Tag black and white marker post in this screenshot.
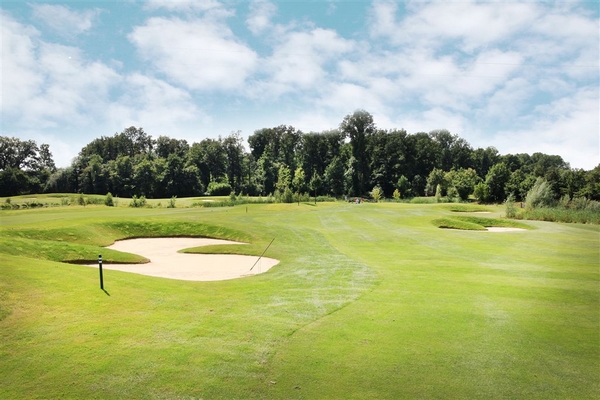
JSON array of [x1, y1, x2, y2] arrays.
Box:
[[98, 254, 104, 290]]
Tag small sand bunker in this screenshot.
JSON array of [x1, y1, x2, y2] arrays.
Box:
[[484, 227, 527, 232], [85, 238, 279, 281]]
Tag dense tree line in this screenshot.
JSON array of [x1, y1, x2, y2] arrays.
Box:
[[2, 110, 599, 202]]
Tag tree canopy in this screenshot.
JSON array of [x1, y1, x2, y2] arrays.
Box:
[[2, 111, 598, 203]]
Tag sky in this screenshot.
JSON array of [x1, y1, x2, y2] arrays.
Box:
[[1, 0, 599, 170]]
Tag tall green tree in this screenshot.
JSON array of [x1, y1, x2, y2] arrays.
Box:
[[187, 139, 227, 189], [324, 156, 345, 196], [340, 110, 375, 195], [222, 131, 245, 193], [445, 168, 480, 201], [256, 147, 277, 195], [485, 162, 511, 202], [276, 164, 291, 192], [292, 166, 306, 193]]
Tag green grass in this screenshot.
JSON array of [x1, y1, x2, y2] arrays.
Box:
[[440, 203, 493, 213], [516, 207, 600, 224], [1, 201, 598, 399], [432, 215, 534, 231]]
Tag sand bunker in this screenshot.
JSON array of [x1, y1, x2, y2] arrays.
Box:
[[484, 227, 527, 232], [85, 238, 279, 281]]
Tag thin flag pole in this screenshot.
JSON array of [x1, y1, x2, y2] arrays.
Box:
[[248, 238, 275, 273]]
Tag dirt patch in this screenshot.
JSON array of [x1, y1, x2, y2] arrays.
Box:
[[84, 238, 279, 281]]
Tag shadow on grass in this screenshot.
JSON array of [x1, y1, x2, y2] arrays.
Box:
[[102, 289, 110, 296]]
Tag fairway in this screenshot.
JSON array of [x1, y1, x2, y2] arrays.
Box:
[[1, 202, 598, 399]]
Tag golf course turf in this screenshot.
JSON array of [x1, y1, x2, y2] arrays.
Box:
[[0, 201, 598, 399]]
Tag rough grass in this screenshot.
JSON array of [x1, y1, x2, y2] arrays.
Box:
[[0, 201, 598, 399], [516, 207, 600, 224]]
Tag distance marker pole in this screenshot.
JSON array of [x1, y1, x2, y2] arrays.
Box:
[[98, 254, 104, 290]]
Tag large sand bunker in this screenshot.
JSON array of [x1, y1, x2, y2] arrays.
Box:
[[85, 238, 279, 281]]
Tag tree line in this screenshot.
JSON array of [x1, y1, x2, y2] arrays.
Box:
[[1, 110, 598, 202]]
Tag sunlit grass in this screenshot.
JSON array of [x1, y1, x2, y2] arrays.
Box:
[[1, 201, 598, 399]]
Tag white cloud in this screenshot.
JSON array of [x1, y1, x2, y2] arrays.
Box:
[[368, 1, 397, 39], [30, 4, 101, 37], [0, 12, 43, 116], [143, 0, 233, 18], [378, 1, 539, 52], [253, 27, 355, 97], [491, 88, 599, 170], [246, 0, 277, 35], [1, 11, 209, 167], [1, 12, 119, 128], [107, 73, 202, 132], [129, 17, 258, 91]]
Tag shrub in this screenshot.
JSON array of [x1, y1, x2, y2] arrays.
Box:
[[435, 184, 442, 203], [571, 196, 590, 210], [525, 178, 554, 210], [371, 186, 383, 202], [282, 187, 294, 203], [473, 182, 488, 203], [167, 196, 177, 208], [105, 192, 114, 207], [505, 194, 517, 218], [393, 189, 401, 201], [206, 181, 232, 196], [129, 195, 147, 208]]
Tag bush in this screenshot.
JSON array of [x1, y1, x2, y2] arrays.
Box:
[[435, 184, 442, 203], [206, 181, 232, 196], [371, 186, 383, 202], [473, 182, 488, 203], [282, 187, 294, 203], [85, 197, 103, 205], [129, 195, 147, 208], [571, 196, 590, 210], [167, 196, 177, 208], [105, 192, 114, 207], [505, 194, 517, 218], [525, 178, 554, 210]]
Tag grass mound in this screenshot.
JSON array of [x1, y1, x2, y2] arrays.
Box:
[[431, 218, 487, 230], [433, 216, 533, 231]]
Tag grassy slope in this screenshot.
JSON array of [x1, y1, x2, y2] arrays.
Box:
[[266, 204, 599, 399], [0, 202, 598, 399]]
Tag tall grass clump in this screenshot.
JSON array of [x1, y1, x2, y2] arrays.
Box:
[[525, 178, 554, 210], [517, 178, 600, 224], [505, 194, 517, 218]]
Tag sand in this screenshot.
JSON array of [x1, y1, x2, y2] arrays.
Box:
[[484, 227, 527, 232], [85, 238, 279, 281]]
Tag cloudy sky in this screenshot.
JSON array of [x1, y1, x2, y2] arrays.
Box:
[[2, 0, 598, 169]]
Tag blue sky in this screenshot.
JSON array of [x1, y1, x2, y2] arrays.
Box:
[[2, 0, 598, 169]]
